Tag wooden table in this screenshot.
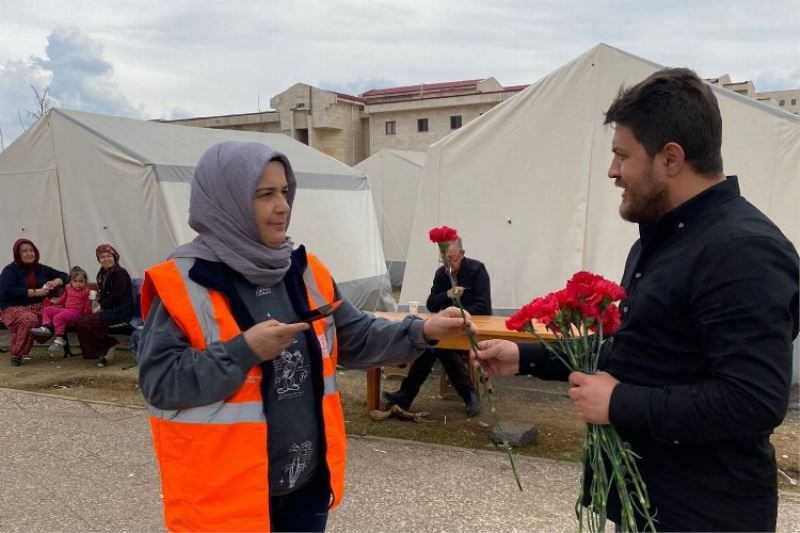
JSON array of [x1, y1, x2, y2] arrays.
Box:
[[364, 312, 555, 411]]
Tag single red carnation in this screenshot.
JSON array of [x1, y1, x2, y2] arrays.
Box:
[[579, 302, 601, 323], [429, 226, 459, 243], [506, 304, 535, 332], [555, 287, 580, 311], [505, 312, 528, 332], [595, 279, 626, 302], [601, 304, 622, 334], [529, 293, 560, 325]]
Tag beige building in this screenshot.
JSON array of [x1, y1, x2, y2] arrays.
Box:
[[708, 74, 800, 115], [165, 74, 798, 165], [163, 78, 526, 165]]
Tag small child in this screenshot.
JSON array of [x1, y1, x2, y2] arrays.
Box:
[[31, 266, 93, 352]]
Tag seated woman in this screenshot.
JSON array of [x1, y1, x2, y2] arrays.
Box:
[[74, 244, 133, 367], [0, 239, 68, 366]]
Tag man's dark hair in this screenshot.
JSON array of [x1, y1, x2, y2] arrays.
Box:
[[604, 67, 723, 176]]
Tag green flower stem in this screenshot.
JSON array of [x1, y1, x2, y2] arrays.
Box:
[[441, 255, 523, 492]]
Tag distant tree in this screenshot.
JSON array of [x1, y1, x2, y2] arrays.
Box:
[[14, 84, 53, 135], [27, 84, 52, 120]]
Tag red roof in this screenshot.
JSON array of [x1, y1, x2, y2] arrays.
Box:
[[361, 79, 483, 97], [333, 92, 366, 103]]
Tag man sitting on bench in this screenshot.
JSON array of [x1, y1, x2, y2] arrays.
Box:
[[383, 237, 491, 416]]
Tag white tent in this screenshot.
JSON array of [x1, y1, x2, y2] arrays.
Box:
[[355, 149, 426, 288], [401, 43, 800, 312], [400, 43, 800, 381], [0, 108, 395, 311]]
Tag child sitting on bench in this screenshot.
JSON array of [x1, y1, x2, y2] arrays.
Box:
[[31, 266, 92, 352]]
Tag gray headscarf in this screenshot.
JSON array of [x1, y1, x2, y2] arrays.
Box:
[[171, 142, 297, 287]]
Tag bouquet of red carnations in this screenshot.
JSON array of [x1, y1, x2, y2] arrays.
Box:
[[506, 272, 655, 532]]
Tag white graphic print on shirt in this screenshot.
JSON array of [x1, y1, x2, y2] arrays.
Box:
[[256, 286, 272, 297], [274, 341, 309, 399], [281, 440, 313, 489]]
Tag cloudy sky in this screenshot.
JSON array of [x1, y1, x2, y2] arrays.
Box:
[[1, 0, 797, 147]]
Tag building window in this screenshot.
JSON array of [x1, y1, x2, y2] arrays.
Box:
[[779, 100, 785, 106], [417, 118, 428, 132], [792, 99, 797, 106], [450, 115, 462, 129], [385, 121, 396, 135]]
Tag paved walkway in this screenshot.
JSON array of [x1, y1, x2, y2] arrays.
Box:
[[1, 388, 798, 532]]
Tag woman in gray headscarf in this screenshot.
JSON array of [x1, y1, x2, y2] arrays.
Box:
[[138, 142, 470, 533]]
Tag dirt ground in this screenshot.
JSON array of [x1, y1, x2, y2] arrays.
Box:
[[1, 332, 798, 493]]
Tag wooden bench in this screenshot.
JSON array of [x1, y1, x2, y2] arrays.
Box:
[[365, 312, 553, 411]]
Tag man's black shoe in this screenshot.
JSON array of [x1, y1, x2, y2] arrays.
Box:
[[465, 391, 481, 417], [11, 357, 21, 367], [382, 390, 411, 410]]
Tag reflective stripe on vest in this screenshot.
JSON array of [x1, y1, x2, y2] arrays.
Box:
[[303, 253, 347, 510], [148, 401, 264, 424], [142, 256, 348, 531]]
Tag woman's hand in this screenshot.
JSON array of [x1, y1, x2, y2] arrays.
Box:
[[422, 306, 474, 342], [31, 288, 48, 298], [45, 278, 64, 289], [243, 320, 310, 361]]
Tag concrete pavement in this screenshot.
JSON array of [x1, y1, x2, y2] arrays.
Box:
[[1, 387, 798, 532]]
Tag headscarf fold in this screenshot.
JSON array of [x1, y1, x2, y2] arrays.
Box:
[[12, 238, 39, 289], [171, 142, 297, 287]]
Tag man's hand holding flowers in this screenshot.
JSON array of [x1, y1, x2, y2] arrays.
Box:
[[471, 338, 520, 377], [500, 271, 656, 532], [568, 371, 620, 424]]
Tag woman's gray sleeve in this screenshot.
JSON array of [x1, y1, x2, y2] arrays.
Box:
[[333, 290, 434, 369], [138, 295, 262, 410]]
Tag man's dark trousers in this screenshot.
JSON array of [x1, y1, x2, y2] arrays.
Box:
[[397, 348, 474, 401]]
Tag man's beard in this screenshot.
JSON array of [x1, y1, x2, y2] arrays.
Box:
[[617, 164, 669, 223]]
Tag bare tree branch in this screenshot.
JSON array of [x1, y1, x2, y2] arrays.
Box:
[[26, 83, 52, 120]]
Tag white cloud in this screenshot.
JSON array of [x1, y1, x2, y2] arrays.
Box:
[[0, 27, 142, 147], [0, 58, 51, 146], [0, 0, 797, 147]]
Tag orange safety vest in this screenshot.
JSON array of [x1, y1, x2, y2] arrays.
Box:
[[141, 255, 347, 532]]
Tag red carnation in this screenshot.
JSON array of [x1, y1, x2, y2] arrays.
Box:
[[594, 278, 626, 302], [528, 293, 561, 325], [429, 225, 459, 244], [505, 311, 530, 332], [601, 304, 622, 334]]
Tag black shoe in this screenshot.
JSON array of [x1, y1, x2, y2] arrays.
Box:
[[382, 390, 412, 410], [465, 391, 480, 417], [11, 357, 21, 367]]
